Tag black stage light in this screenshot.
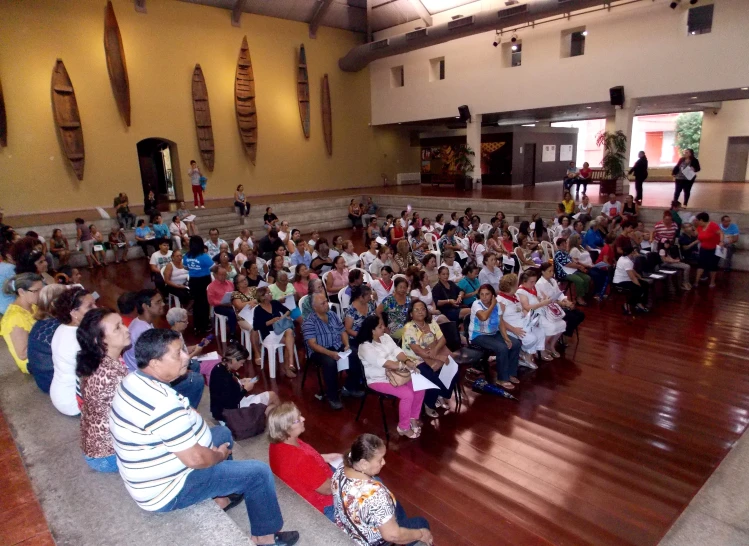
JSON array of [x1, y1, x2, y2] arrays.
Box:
[[670, 0, 680, 8]]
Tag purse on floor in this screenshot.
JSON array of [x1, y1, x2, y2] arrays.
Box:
[[222, 403, 267, 441]]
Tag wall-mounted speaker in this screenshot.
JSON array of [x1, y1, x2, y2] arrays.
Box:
[[609, 86, 625, 107], [458, 104, 471, 122]]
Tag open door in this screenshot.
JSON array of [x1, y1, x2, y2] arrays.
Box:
[[523, 143, 536, 186]]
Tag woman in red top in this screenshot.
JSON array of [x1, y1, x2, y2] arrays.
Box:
[[576, 162, 592, 196], [694, 212, 721, 287], [596, 233, 617, 267], [268, 402, 343, 521]]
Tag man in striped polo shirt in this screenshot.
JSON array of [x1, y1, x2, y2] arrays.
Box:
[[651, 211, 678, 247], [109, 329, 299, 546]]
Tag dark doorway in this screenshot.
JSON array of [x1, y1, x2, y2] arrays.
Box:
[[523, 143, 536, 186], [136, 138, 182, 204], [723, 136, 749, 182]]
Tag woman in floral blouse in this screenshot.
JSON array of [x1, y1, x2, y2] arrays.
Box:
[[344, 284, 376, 342], [376, 277, 411, 341], [76, 308, 131, 472]]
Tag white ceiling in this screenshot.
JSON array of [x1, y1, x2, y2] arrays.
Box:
[[179, 0, 481, 33]]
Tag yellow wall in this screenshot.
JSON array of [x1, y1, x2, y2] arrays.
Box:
[[0, 0, 418, 215], [700, 99, 749, 181]]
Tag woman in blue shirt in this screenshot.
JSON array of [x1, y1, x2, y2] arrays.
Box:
[[134, 219, 156, 258], [183, 236, 214, 333], [457, 264, 480, 306]]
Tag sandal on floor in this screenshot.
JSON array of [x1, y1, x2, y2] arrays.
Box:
[[541, 352, 554, 361], [397, 426, 419, 439], [410, 417, 423, 430], [496, 381, 515, 390], [284, 367, 297, 378], [509, 376, 520, 384], [551, 351, 561, 358]]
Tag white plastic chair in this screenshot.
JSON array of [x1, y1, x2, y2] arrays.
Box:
[[424, 232, 442, 266], [508, 225, 519, 243], [540, 241, 555, 262], [350, 267, 373, 285], [478, 223, 492, 237], [239, 306, 255, 358], [212, 308, 228, 343], [160, 267, 182, 309], [258, 330, 300, 379], [338, 287, 351, 312]]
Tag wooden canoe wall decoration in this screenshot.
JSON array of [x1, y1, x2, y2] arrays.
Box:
[[235, 36, 257, 165], [321, 74, 332, 156], [297, 44, 310, 138], [104, 1, 131, 127], [192, 64, 215, 171], [51, 60, 85, 180], [0, 76, 7, 147]]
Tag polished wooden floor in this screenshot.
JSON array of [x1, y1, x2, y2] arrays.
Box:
[[62, 226, 749, 546]]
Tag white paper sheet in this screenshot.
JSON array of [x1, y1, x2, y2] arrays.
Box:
[[715, 245, 727, 258], [542, 144, 556, 162], [560, 144, 573, 162], [284, 294, 297, 311], [258, 280, 269, 288], [375, 236, 387, 245], [198, 351, 220, 361], [502, 256, 515, 267], [646, 273, 665, 279], [438, 356, 459, 387], [681, 166, 696, 181], [238, 305, 255, 324], [337, 349, 352, 372], [411, 372, 440, 391], [328, 455, 344, 469], [183, 215, 196, 222], [659, 269, 678, 275], [220, 291, 233, 305], [457, 250, 469, 260], [572, 213, 581, 220], [93, 244, 104, 252], [117, 242, 126, 248], [91, 291, 100, 301]]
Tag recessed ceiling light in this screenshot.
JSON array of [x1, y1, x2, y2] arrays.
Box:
[[690, 96, 698, 99], [582, 31, 588, 36], [586, 106, 592, 109], [455, 116, 460, 118], [741, 87, 749, 91]]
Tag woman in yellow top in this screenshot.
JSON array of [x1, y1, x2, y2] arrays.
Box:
[[401, 299, 457, 418], [0, 273, 43, 373], [562, 191, 575, 215]]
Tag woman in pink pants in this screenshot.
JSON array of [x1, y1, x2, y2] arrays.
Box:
[[357, 316, 425, 439]]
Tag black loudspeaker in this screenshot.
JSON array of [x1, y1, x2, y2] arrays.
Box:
[[458, 105, 471, 122], [609, 86, 625, 107]]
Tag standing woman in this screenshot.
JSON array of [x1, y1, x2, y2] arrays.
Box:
[[182, 236, 213, 334], [188, 160, 205, 209], [50, 287, 97, 416], [672, 148, 700, 207], [77, 308, 130, 472], [0, 273, 43, 373], [50, 229, 70, 267], [234, 184, 250, 217], [348, 199, 362, 230], [629, 151, 649, 204]]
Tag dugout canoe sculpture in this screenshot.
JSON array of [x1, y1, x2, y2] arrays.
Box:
[[321, 74, 332, 156], [235, 36, 257, 165], [297, 44, 310, 138], [192, 64, 215, 171], [0, 76, 6, 147], [104, 0, 131, 127], [51, 60, 85, 180]]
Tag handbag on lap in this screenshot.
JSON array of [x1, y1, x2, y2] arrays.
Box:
[[272, 316, 294, 335]]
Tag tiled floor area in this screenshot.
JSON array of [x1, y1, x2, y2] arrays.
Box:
[[0, 409, 55, 546]]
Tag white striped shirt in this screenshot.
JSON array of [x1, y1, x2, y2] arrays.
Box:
[[109, 371, 213, 511]]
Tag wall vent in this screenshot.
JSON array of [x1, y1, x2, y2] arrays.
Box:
[[447, 16, 474, 30], [498, 4, 528, 19], [406, 28, 429, 41], [369, 38, 389, 51]]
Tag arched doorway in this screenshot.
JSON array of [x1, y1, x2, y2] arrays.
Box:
[[136, 138, 183, 204]]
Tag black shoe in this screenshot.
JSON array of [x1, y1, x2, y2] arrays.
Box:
[[341, 387, 365, 398], [223, 493, 244, 511], [259, 531, 300, 546], [329, 399, 343, 410]]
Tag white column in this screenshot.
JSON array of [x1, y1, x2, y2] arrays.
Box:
[[466, 113, 482, 186], [614, 101, 636, 194]]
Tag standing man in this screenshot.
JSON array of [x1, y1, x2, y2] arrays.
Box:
[[629, 151, 649, 204], [188, 160, 205, 209], [122, 289, 204, 408]]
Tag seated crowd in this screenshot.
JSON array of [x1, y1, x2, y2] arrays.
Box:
[[0, 194, 740, 546]]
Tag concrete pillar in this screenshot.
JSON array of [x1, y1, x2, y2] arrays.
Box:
[[614, 101, 636, 194], [466, 113, 482, 186]]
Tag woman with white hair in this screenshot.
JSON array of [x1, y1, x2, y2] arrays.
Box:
[[27, 283, 67, 393], [166, 306, 209, 361]]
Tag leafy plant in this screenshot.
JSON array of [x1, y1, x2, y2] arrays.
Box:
[[596, 130, 628, 180], [453, 144, 475, 175], [675, 112, 703, 156]]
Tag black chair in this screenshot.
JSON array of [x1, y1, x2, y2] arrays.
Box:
[[354, 356, 398, 443], [301, 352, 326, 401]]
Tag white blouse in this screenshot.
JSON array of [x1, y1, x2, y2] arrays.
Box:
[[569, 247, 593, 267], [358, 334, 403, 385], [50, 324, 81, 416], [536, 276, 567, 302], [373, 278, 394, 303], [342, 251, 360, 269], [410, 286, 434, 308]]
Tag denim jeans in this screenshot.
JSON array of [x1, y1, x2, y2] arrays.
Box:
[[471, 333, 520, 381], [156, 426, 284, 538], [171, 371, 204, 409], [395, 501, 430, 546], [84, 453, 118, 473]]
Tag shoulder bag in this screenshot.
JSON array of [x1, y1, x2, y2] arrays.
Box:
[[222, 403, 267, 441], [386, 366, 412, 387], [273, 315, 294, 335]]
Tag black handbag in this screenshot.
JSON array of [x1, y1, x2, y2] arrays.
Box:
[[222, 403, 267, 440]]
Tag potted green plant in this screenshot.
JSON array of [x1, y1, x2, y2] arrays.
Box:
[[595, 130, 628, 194], [453, 144, 476, 190]]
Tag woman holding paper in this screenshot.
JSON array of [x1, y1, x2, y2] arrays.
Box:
[[270, 271, 302, 324], [253, 287, 296, 378], [672, 148, 701, 207], [268, 402, 342, 521], [357, 315, 425, 439], [402, 300, 457, 418]]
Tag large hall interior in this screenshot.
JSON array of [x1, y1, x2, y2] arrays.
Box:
[[1, 0, 749, 545]]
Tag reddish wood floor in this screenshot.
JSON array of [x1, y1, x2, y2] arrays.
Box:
[[4, 227, 749, 546]]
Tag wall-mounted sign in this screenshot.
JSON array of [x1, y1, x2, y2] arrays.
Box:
[[542, 144, 556, 162]]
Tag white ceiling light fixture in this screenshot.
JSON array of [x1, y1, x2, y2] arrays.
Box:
[[690, 96, 698, 99], [586, 106, 592, 109], [581, 30, 588, 36]]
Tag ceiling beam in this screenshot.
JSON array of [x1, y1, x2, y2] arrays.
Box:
[[406, 0, 432, 27], [134, 0, 146, 13], [366, 0, 373, 43], [231, 0, 246, 27], [309, 0, 335, 39]]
